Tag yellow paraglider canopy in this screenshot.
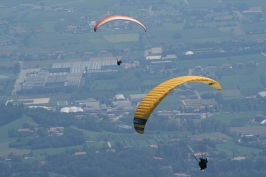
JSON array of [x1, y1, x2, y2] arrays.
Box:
[[133, 75, 222, 134]]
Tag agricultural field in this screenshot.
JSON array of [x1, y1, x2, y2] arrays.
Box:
[[0, 115, 37, 157], [103, 33, 139, 43], [70, 127, 262, 157], [0, 115, 37, 144], [216, 138, 261, 156], [212, 112, 261, 125], [189, 54, 266, 98], [0, 0, 266, 166]]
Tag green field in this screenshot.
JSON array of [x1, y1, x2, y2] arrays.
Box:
[[72, 127, 263, 157], [189, 57, 266, 97], [103, 33, 139, 43], [0, 115, 37, 157], [213, 112, 261, 125], [1, 0, 266, 163], [216, 139, 261, 156], [32, 145, 84, 156], [42, 21, 56, 32], [230, 126, 266, 135], [0, 115, 37, 144], [191, 131, 262, 156]]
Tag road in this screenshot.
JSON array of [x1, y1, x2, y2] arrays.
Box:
[[261, 52, 266, 57], [187, 145, 194, 153]]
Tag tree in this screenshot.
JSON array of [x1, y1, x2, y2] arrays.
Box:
[[13, 63, 21, 74]]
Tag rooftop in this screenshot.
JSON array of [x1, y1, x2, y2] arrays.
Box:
[[115, 94, 125, 100], [258, 91, 266, 98], [129, 94, 146, 100], [51, 60, 117, 73]]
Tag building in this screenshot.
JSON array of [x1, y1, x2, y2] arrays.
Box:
[[129, 94, 146, 103], [115, 94, 126, 101], [151, 60, 171, 64], [60, 107, 84, 113], [144, 47, 163, 60], [231, 156, 246, 161], [221, 64, 232, 69], [57, 100, 68, 108], [112, 100, 134, 111], [17, 128, 30, 133], [162, 54, 177, 60], [82, 102, 101, 112], [74, 152, 86, 155], [258, 91, 266, 98], [146, 55, 162, 60], [184, 51, 194, 55], [150, 47, 162, 55], [19, 71, 83, 94], [51, 60, 117, 73]]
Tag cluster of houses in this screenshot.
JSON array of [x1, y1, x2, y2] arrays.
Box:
[[58, 94, 142, 114], [17, 126, 65, 137]]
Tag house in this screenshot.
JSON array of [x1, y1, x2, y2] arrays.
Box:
[[162, 54, 177, 60], [74, 152, 86, 155], [107, 148, 116, 153], [184, 51, 193, 55], [221, 64, 232, 69], [115, 94, 126, 101], [232, 156, 246, 161], [146, 55, 162, 60], [17, 128, 30, 133], [258, 91, 266, 98], [57, 100, 68, 109], [153, 156, 163, 160], [174, 173, 191, 177]]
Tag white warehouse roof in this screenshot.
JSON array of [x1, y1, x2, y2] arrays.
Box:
[[60, 107, 83, 113], [258, 91, 266, 98], [115, 94, 125, 100]]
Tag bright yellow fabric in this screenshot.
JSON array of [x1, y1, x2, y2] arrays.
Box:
[[134, 76, 222, 134]]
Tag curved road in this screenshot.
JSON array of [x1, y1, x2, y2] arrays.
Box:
[[184, 69, 201, 100]]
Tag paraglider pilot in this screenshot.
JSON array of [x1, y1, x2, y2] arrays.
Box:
[[193, 153, 208, 170], [198, 157, 208, 170], [117, 59, 122, 65]]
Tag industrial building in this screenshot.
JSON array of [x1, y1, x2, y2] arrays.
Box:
[[60, 106, 84, 113], [19, 71, 82, 94], [129, 94, 146, 103], [18, 60, 118, 94], [51, 60, 117, 73]]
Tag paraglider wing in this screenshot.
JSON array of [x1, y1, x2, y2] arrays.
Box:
[[94, 15, 147, 32], [134, 76, 222, 134]]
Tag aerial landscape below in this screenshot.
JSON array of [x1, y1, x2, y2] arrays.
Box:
[[0, 0, 266, 176]]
